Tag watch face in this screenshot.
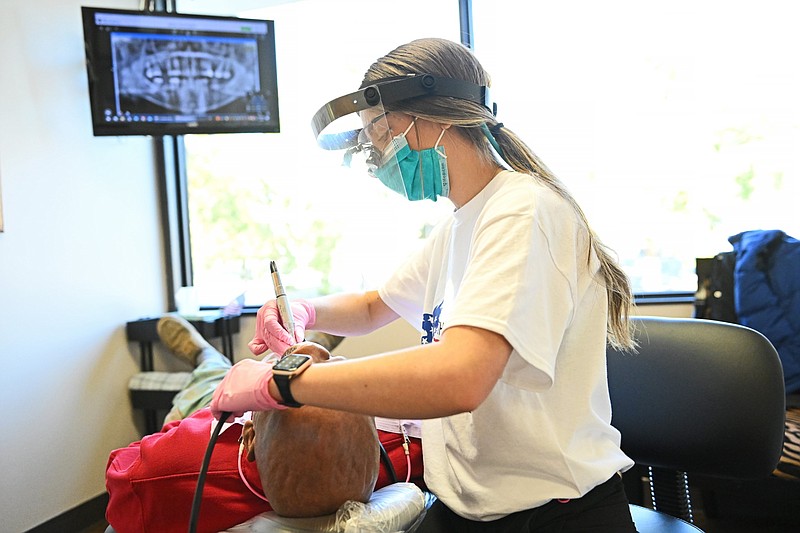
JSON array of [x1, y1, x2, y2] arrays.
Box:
[[273, 354, 312, 375]]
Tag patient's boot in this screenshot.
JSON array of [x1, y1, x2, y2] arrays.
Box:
[[156, 314, 213, 366]]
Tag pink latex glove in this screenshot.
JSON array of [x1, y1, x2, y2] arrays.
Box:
[[248, 298, 316, 355], [210, 358, 288, 420]]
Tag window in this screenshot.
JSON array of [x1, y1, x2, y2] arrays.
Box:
[[472, 0, 800, 293], [179, 0, 459, 306], [178, 0, 800, 306]]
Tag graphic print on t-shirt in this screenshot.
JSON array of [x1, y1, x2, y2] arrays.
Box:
[[421, 301, 445, 344]]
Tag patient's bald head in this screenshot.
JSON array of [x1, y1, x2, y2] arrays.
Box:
[[240, 341, 380, 518]]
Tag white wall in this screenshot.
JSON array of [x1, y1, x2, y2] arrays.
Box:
[[0, 1, 167, 530]]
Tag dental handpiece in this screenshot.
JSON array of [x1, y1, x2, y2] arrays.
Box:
[[270, 261, 298, 343]]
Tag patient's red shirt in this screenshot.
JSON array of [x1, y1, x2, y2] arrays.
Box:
[[105, 408, 423, 533]]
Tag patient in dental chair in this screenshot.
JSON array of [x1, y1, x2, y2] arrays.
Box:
[[105, 315, 423, 533]]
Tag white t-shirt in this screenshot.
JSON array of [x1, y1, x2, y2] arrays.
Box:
[[378, 170, 633, 521]]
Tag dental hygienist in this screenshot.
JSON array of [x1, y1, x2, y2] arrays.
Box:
[[212, 37, 638, 532]]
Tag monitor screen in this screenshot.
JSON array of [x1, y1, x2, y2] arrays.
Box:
[[81, 7, 280, 136]]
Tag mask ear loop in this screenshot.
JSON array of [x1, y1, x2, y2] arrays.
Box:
[[238, 442, 270, 503], [400, 119, 416, 138], [434, 128, 447, 159], [412, 118, 425, 198]]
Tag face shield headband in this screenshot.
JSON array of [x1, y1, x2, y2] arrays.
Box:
[[310, 74, 496, 152]]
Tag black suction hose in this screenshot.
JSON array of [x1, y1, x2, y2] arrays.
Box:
[[189, 412, 231, 533], [379, 441, 398, 484]]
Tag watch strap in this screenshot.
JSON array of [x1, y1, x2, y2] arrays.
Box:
[[273, 374, 303, 408]]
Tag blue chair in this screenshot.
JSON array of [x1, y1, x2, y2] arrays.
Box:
[[607, 316, 786, 532]]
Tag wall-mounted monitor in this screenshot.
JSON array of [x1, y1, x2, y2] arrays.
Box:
[[81, 7, 280, 136]]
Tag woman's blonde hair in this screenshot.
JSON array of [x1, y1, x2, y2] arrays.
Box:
[[363, 38, 636, 349]]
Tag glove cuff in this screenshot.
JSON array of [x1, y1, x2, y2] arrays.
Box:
[[255, 371, 289, 411]]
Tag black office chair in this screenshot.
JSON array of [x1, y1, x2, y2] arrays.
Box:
[[607, 316, 786, 532]]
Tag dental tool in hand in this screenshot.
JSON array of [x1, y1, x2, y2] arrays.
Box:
[[270, 261, 298, 344]]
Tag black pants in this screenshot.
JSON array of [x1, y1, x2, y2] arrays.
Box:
[[416, 475, 636, 533]]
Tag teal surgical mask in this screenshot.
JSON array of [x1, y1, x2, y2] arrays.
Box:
[[372, 120, 450, 202]]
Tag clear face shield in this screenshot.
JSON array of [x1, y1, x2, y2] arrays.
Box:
[[310, 74, 495, 196], [311, 85, 399, 177]]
